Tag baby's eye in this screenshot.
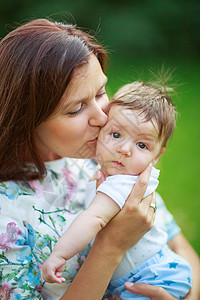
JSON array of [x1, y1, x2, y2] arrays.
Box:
[[137, 142, 147, 149], [111, 132, 121, 139]]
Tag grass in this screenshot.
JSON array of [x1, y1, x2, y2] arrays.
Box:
[[106, 55, 200, 255]]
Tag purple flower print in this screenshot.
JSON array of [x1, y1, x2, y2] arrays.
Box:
[[62, 168, 77, 206], [29, 181, 42, 197], [0, 283, 12, 299], [0, 222, 21, 251]]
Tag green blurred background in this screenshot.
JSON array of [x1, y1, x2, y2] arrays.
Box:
[[0, 0, 199, 254]]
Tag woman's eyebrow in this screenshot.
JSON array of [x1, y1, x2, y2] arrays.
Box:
[[96, 76, 108, 95], [96, 76, 108, 91]]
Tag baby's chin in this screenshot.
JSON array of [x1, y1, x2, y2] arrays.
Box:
[[103, 168, 141, 177], [102, 168, 128, 177]]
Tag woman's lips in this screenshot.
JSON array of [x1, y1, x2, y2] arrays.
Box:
[[112, 161, 124, 167]]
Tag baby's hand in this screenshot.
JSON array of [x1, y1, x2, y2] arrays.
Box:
[[42, 254, 66, 283]]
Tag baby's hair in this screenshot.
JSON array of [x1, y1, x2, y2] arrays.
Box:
[[110, 81, 177, 147]]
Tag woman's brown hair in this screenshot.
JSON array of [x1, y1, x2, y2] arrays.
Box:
[[0, 19, 107, 182]]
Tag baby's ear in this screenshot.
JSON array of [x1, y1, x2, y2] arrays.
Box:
[[152, 147, 166, 166]]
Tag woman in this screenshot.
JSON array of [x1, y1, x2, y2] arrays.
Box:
[[0, 19, 199, 299]]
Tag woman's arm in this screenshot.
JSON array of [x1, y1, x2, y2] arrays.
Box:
[[168, 233, 200, 300], [61, 164, 156, 299]]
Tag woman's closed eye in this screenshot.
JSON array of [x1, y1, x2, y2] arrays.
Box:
[[66, 104, 83, 116], [96, 92, 106, 99], [95, 88, 107, 99], [66, 88, 107, 116]]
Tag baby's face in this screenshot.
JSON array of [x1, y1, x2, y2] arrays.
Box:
[[96, 105, 165, 177]]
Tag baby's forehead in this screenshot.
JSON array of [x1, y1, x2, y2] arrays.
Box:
[[107, 105, 160, 139], [108, 105, 153, 125], [108, 104, 137, 122]]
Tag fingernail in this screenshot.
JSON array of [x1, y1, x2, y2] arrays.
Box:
[[96, 170, 101, 180], [125, 282, 134, 287]]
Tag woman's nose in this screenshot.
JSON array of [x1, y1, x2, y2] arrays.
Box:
[[89, 98, 109, 127], [89, 108, 108, 127]]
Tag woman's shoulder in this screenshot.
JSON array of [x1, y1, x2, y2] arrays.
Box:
[[45, 157, 97, 178], [0, 158, 97, 208], [0, 180, 37, 200], [63, 158, 98, 184]]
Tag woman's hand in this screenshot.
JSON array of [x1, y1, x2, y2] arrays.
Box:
[[111, 285, 191, 300], [124, 283, 185, 299], [95, 164, 156, 256], [111, 284, 190, 300]]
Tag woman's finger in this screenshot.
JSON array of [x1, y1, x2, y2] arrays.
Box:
[[140, 191, 157, 220], [148, 192, 157, 217], [148, 192, 157, 224], [125, 163, 152, 207], [137, 191, 156, 233], [125, 283, 177, 300]]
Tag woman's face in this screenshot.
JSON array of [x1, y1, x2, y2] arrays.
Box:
[[35, 54, 109, 161]]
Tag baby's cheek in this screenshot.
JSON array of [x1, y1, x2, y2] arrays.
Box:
[[129, 158, 148, 174], [95, 146, 105, 163]]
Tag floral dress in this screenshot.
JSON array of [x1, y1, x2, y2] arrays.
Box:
[[0, 158, 97, 299], [0, 158, 180, 299]]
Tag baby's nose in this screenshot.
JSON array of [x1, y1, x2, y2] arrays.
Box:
[[117, 143, 132, 157]]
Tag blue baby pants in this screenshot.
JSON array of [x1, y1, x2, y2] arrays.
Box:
[[106, 245, 192, 300]]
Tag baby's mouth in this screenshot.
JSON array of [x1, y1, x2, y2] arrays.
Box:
[[112, 161, 124, 167]]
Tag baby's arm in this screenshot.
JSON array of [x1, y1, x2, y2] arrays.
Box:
[[56, 192, 120, 258], [42, 192, 120, 283]]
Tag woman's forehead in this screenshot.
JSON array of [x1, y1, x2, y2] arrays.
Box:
[[59, 54, 107, 108]]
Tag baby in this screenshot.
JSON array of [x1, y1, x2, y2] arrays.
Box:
[[42, 81, 192, 299]]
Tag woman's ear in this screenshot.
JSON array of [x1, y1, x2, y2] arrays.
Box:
[[152, 147, 166, 166]]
